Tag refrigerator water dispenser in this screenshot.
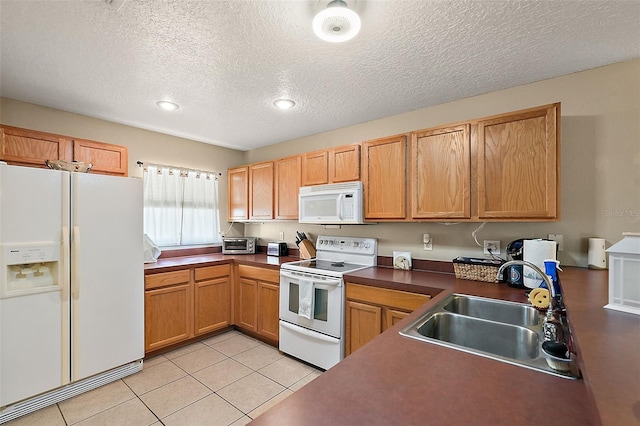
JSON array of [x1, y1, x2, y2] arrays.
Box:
[[1, 242, 60, 298]]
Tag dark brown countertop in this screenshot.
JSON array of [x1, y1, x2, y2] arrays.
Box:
[[143, 253, 300, 274], [250, 266, 640, 426]]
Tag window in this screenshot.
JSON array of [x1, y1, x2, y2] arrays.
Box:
[[143, 164, 221, 246]]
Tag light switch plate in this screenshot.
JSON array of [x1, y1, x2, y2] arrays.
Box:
[[483, 240, 501, 255], [423, 234, 432, 250]]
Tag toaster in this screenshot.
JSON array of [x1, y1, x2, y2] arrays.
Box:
[[267, 241, 288, 257]]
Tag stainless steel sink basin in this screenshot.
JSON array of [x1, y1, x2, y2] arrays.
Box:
[[442, 294, 540, 327], [416, 312, 539, 360], [399, 293, 580, 379]]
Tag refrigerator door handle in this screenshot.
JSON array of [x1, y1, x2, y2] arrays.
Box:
[[71, 226, 80, 300], [61, 226, 70, 302], [61, 225, 71, 384]]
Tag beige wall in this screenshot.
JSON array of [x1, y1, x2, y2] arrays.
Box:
[[2, 59, 639, 266], [0, 97, 246, 237], [245, 59, 640, 267]]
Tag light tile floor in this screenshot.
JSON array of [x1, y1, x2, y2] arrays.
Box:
[[6, 331, 322, 426]]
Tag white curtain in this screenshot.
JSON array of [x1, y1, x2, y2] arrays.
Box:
[[143, 165, 220, 246]]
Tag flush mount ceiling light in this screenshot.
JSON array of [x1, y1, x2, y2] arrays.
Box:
[[313, 0, 361, 43], [273, 98, 296, 110], [156, 100, 180, 111]]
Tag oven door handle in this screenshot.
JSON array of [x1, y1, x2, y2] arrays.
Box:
[[280, 270, 342, 286], [280, 321, 339, 343]]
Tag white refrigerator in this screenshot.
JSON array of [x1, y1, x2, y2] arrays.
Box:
[[0, 164, 144, 421]]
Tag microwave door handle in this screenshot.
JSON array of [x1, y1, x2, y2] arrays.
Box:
[[336, 193, 344, 220]]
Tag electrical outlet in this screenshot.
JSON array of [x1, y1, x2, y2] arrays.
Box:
[[483, 240, 501, 255], [548, 234, 564, 251], [279, 231, 284, 241], [423, 233, 432, 251]]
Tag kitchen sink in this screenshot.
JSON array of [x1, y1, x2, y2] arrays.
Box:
[[399, 293, 581, 379], [416, 312, 539, 361], [442, 294, 540, 327]]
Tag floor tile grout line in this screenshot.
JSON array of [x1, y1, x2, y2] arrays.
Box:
[[17, 330, 322, 426]]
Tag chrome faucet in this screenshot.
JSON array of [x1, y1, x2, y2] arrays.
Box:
[[496, 260, 562, 342]]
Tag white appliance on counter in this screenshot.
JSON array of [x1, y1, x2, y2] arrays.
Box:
[[298, 182, 364, 224], [0, 164, 143, 423], [279, 236, 377, 370]]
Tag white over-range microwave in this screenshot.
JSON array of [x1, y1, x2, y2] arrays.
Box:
[[298, 181, 364, 224]]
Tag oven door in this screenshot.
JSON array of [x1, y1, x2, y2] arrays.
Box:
[[279, 269, 343, 338]]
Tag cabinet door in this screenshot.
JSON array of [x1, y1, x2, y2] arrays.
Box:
[[144, 283, 193, 352], [73, 138, 128, 176], [410, 125, 471, 219], [249, 162, 274, 220], [257, 281, 280, 341], [0, 125, 72, 167], [477, 104, 559, 220], [275, 155, 301, 220], [345, 300, 382, 356], [383, 308, 410, 331], [228, 166, 249, 221], [329, 144, 360, 183], [362, 135, 407, 220], [301, 150, 329, 186], [238, 278, 258, 332], [194, 277, 231, 336]]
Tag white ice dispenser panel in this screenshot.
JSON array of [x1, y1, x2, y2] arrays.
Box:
[[2, 242, 60, 298]]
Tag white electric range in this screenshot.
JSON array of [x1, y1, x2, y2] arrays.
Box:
[[279, 236, 377, 370]]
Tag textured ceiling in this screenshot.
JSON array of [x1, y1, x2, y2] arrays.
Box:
[[1, 0, 639, 151]]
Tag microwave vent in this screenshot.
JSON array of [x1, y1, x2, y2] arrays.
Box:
[[301, 181, 362, 193]]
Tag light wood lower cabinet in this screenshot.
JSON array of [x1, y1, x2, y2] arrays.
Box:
[[194, 265, 232, 336], [238, 278, 258, 332], [257, 281, 280, 341], [235, 265, 280, 342], [345, 282, 431, 356], [145, 265, 231, 353], [145, 270, 193, 352]]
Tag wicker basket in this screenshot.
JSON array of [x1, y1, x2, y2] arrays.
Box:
[[453, 257, 506, 283]]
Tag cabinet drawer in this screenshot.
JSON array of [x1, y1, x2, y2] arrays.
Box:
[[195, 264, 230, 281], [237, 265, 280, 283], [345, 283, 430, 311], [145, 269, 191, 290]]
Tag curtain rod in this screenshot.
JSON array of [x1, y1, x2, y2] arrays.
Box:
[[136, 161, 222, 176]]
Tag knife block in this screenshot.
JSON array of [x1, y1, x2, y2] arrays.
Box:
[[299, 240, 316, 259]]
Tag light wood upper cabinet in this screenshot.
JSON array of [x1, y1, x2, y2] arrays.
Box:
[[0, 125, 73, 168], [329, 144, 360, 183], [302, 150, 329, 186], [301, 144, 361, 187], [72, 138, 128, 176], [362, 135, 407, 220], [410, 124, 471, 219], [476, 103, 559, 220], [0, 125, 128, 176], [249, 161, 274, 220], [228, 166, 249, 221], [275, 155, 301, 220]]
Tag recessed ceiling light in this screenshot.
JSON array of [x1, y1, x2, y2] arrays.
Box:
[[313, 0, 361, 43], [273, 99, 296, 110], [156, 100, 180, 111]]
